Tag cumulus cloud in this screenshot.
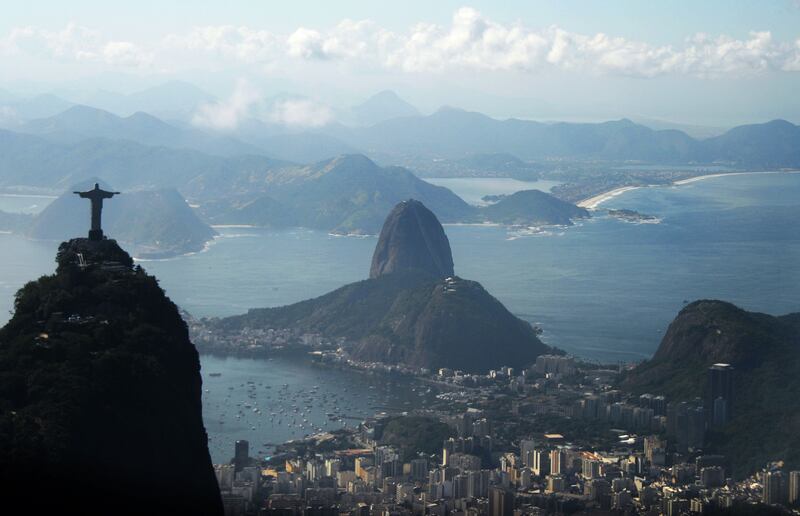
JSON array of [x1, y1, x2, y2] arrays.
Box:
[[3, 10, 800, 78], [191, 79, 261, 130], [268, 98, 334, 128], [166, 25, 279, 63], [0, 22, 151, 68], [190, 80, 334, 130], [785, 39, 800, 70], [384, 8, 798, 77], [286, 19, 389, 60]]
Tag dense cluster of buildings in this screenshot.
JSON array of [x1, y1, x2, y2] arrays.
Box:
[[211, 356, 798, 515], [189, 318, 344, 357]]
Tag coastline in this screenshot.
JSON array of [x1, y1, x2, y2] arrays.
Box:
[[577, 169, 800, 209], [577, 186, 642, 209]]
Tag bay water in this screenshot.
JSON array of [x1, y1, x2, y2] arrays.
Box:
[[1, 173, 797, 461]]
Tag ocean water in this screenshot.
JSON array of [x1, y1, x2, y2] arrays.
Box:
[[0, 172, 798, 360], [199, 355, 435, 464], [0, 173, 798, 461]]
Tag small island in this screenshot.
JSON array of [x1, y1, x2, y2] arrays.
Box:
[[607, 208, 660, 224]]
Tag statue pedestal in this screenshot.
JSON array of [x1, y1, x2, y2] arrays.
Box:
[[88, 229, 104, 241]]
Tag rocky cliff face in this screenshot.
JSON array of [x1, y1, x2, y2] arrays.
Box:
[[370, 199, 455, 279], [0, 238, 222, 515], [623, 300, 800, 476]]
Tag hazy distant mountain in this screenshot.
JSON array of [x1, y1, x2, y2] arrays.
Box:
[[623, 300, 800, 476], [327, 108, 700, 162], [214, 200, 552, 372], [702, 119, 800, 168], [29, 180, 215, 258], [0, 128, 279, 191], [350, 90, 421, 126], [200, 154, 475, 234], [76, 81, 217, 119], [630, 117, 727, 139], [325, 108, 800, 167], [20, 105, 263, 157], [0, 94, 75, 127]]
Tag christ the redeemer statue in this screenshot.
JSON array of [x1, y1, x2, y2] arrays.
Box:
[[74, 183, 120, 241]]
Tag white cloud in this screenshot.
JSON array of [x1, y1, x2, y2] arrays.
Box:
[[191, 79, 261, 130], [101, 41, 152, 67], [1, 22, 150, 69], [3, 10, 800, 78], [385, 8, 797, 78], [268, 98, 334, 128], [783, 39, 800, 71], [286, 19, 389, 61], [190, 79, 334, 130], [167, 25, 279, 63], [287, 28, 326, 59], [1, 23, 97, 60]]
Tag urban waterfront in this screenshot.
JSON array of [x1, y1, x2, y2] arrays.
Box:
[[200, 354, 439, 464]]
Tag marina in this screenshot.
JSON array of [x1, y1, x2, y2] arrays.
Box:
[[200, 354, 438, 464]]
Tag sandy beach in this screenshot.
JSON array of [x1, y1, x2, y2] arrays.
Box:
[[578, 170, 800, 209], [577, 186, 642, 209]]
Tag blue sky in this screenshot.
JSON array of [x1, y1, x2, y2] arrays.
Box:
[[1, 1, 799, 126], [4, 0, 799, 42]]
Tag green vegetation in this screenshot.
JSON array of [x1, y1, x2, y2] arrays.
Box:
[[381, 416, 455, 461], [217, 270, 551, 372], [622, 300, 800, 477], [480, 189, 590, 226]]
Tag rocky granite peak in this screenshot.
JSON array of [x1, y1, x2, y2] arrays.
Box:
[[370, 199, 455, 279]]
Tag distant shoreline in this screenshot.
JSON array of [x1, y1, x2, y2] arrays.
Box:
[[577, 170, 800, 209], [577, 186, 641, 209]]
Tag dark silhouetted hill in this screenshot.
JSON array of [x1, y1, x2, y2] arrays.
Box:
[[0, 237, 222, 515]]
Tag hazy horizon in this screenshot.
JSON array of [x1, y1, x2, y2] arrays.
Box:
[[2, 0, 800, 128]]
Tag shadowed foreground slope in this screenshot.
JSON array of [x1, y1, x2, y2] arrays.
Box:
[[0, 238, 222, 515]]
